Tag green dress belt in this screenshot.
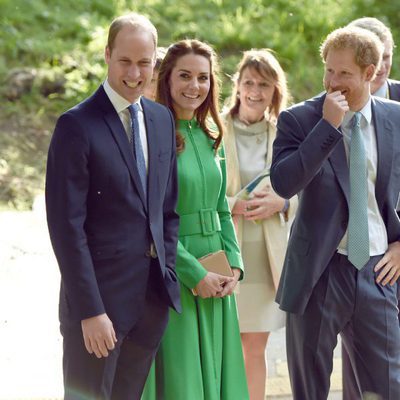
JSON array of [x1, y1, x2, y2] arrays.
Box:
[[179, 208, 221, 236]]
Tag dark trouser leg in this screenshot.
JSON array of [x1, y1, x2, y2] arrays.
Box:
[[286, 253, 356, 400], [341, 334, 362, 400], [343, 258, 400, 400], [62, 322, 122, 400], [111, 263, 169, 400], [62, 262, 170, 400]]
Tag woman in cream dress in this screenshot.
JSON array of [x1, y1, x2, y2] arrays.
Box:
[[222, 49, 297, 400]]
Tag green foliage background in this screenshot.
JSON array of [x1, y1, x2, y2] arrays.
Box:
[[1, 0, 399, 208]]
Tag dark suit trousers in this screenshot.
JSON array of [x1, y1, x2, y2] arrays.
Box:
[[286, 253, 400, 400], [61, 261, 169, 400], [342, 294, 400, 400]]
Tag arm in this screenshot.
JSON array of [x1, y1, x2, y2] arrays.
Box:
[[46, 112, 116, 357], [175, 241, 233, 298], [46, 112, 104, 318], [271, 111, 342, 198], [217, 145, 243, 271], [242, 184, 286, 221], [215, 145, 243, 296], [162, 109, 180, 272], [374, 241, 400, 286], [271, 91, 349, 199]]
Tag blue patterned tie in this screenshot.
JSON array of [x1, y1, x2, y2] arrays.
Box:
[[347, 112, 369, 269], [128, 104, 147, 195]]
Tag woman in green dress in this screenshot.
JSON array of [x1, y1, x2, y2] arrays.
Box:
[[142, 40, 249, 400]]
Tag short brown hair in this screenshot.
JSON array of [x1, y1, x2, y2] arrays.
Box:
[[320, 26, 383, 72], [107, 13, 157, 53], [228, 49, 290, 121], [154, 47, 167, 71], [156, 39, 224, 153], [347, 17, 394, 50]]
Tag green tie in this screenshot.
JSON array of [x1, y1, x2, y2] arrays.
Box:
[[347, 112, 370, 270]]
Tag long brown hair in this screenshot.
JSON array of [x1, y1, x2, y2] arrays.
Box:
[[156, 39, 224, 153], [227, 49, 290, 122]]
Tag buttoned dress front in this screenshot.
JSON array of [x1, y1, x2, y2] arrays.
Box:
[[142, 119, 248, 400]]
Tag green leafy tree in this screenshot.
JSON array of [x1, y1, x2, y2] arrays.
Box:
[[0, 0, 398, 208]]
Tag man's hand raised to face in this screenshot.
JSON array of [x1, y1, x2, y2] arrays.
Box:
[[323, 90, 349, 128]]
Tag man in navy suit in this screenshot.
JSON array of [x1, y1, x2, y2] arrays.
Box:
[[348, 17, 400, 101], [46, 13, 180, 399], [271, 26, 400, 399], [340, 17, 400, 400]]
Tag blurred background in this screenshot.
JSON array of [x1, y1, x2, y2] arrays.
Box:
[[1, 0, 399, 210]]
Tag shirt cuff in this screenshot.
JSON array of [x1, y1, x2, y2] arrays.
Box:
[[281, 199, 290, 221]]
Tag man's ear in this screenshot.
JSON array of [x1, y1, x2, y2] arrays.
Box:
[[105, 46, 111, 64], [365, 64, 376, 82]]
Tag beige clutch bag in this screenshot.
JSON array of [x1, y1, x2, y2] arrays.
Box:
[[198, 250, 233, 277], [192, 251, 233, 296]]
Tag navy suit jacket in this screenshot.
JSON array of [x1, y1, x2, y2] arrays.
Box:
[[388, 79, 400, 101], [46, 86, 181, 331], [271, 93, 400, 314]]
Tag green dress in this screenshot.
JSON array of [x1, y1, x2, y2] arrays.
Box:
[[142, 119, 249, 400]]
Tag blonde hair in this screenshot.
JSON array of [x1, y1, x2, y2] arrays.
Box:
[[227, 49, 289, 121], [320, 26, 383, 72]]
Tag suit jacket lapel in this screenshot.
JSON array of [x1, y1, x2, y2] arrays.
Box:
[[142, 98, 158, 215], [313, 94, 350, 204], [328, 140, 350, 205], [95, 87, 148, 209], [372, 98, 393, 210]]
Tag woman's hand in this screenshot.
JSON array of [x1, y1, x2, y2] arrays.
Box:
[[194, 272, 234, 298], [231, 198, 248, 216], [244, 185, 285, 221], [216, 268, 241, 297]]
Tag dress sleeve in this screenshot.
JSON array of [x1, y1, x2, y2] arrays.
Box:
[[217, 144, 244, 276], [175, 241, 207, 289]]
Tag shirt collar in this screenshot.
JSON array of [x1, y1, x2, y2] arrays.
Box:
[[373, 80, 388, 99], [103, 79, 143, 113], [342, 96, 372, 129]]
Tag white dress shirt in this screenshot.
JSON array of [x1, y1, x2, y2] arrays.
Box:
[[373, 80, 388, 99], [103, 79, 149, 170], [337, 97, 388, 256]]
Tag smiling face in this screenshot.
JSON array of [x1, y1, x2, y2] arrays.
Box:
[[105, 26, 155, 103], [169, 53, 211, 120], [371, 39, 392, 94], [323, 47, 374, 111], [238, 67, 275, 124]]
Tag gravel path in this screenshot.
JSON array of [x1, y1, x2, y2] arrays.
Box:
[[0, 202, 342, 399]]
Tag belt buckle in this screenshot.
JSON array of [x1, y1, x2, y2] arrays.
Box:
[[145, 243, 158, 259], [199, 208, 215, 236]]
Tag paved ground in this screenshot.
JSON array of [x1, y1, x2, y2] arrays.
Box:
[[0, 204, 343, 399]]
